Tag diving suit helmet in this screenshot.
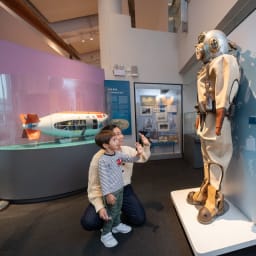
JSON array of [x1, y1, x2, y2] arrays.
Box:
[[195, 29, 229, 63]]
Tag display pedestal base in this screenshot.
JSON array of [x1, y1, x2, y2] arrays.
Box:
[[171, 188, 256, 256]]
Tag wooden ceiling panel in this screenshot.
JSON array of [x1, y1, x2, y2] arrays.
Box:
[[71, 37, 100, 55], [27, 0, 100, 64], [29, 0, 98, 22]]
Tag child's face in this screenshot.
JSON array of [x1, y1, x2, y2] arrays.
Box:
[[108, 135, 121, 151]]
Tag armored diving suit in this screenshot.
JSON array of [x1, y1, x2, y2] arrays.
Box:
[[187, 30, 240, 224]]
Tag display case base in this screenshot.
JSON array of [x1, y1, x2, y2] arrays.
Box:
[[0, 141, 98, 202], [171, 188, 256, 256]]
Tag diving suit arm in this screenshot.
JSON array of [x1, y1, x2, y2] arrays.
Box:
[[195, 114, 200, 130], [216, 108, 225, 136], [195, 104, 200, 130]]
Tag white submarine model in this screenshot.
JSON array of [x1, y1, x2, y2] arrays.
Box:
[[20, 111, 108, 141]]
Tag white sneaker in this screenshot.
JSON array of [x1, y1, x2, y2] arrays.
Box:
[[112, 223, 132, 234], [100, 232, 118, 248]]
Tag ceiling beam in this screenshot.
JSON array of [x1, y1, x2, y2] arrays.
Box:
[[0, 0, 80, 60], [128, 0, 136, 28]]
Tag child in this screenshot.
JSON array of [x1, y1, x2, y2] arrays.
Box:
[[95, 129, 143, 248]]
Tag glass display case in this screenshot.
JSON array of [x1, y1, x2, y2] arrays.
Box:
[[134, 82, 182, 159], [183, 111, 197, 135], [183, 111, 203, 168], [0, 40, 106, 202]]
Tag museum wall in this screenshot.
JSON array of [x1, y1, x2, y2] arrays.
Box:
[[99, 3, 181, 83], [223, 10, 256, 222], [99, 0, 182, 146]]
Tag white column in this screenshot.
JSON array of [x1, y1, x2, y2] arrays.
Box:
[[98, 0, 122, 15], [98, 0, 123, 71]]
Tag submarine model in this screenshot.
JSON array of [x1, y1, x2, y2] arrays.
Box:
[[20, 111, 108, 140]]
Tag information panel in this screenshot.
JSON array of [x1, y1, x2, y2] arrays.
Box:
[[104, 80, 132, 135]]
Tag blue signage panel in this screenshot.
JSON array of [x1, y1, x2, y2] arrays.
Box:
[[104, 80, 132, 135]]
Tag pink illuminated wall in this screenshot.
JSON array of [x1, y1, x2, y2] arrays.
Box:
[[0, 40, 105, 145]]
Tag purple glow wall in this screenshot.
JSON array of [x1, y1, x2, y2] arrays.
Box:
[[0, 40, 105, 145]]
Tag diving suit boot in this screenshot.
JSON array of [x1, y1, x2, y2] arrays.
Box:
[[187, 179, 208, 205], [197, 185, 225, 224]]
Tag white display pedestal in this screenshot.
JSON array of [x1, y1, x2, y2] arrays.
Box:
[[171, 188, 256, 256]]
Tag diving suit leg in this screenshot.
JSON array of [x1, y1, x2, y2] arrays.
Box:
[[187, 162, 209, 205], [197, 163, 225, 224]]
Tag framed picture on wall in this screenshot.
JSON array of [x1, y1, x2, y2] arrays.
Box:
[[166, 104, 177, 113], [140, 96, 156, 106], [155, 112, 167, 121], [140, 106, 152, 116], [153, 107, 160, 113], [157, 122, 169, 132]]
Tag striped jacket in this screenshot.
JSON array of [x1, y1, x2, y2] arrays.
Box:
[[98, 152, 139, 196]]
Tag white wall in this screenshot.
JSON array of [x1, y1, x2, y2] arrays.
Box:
[[229, 11, 256, 52], [183, 81, 197, 113], [223, 10, 256, 222], [102, 15, 180, 83]]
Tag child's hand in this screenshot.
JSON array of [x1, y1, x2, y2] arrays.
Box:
[[106, 193, 116, 205], [139, 133, 150, 146], [99, 208, 111, 221]]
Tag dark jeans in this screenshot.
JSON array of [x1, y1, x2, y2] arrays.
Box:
[[80, 184, 146, 231]]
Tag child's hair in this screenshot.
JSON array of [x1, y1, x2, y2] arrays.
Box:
[[95, 130, 115, 149], [101, 124, 118, 132]]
